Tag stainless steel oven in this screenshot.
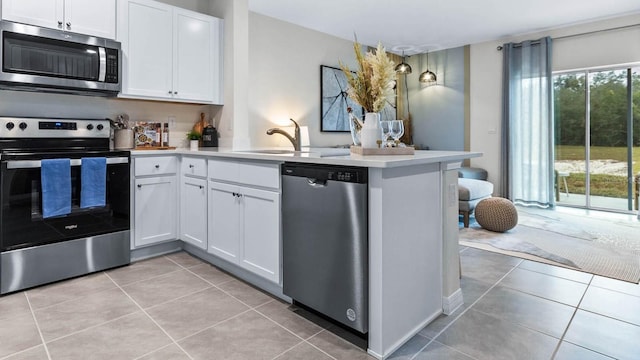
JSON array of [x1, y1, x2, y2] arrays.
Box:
[[0, 21, 120, 96], [0, 117, 130, 294]]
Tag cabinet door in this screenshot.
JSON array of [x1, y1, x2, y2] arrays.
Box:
[[181, 176, 207, 250], [208, 181, 240, 263], [1, 0, 62, 30], [134, 176, 177, 247], [173, 9, 217, 103], [119, 0, 173, 98], [240, 187, 280, 284], [64, 0, 116, 38]]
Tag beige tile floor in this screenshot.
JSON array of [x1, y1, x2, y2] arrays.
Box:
[[2, 248, 640, 359], [0, 252, 371, 360]]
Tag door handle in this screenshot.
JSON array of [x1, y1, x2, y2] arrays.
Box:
[[307, 178, 327, 187]]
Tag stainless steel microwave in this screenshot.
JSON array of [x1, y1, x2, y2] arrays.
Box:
[[0, 21, 121, 96]]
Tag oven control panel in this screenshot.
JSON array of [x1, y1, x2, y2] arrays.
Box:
[[0, 117, 110, 138]]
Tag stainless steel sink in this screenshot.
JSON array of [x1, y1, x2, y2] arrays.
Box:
[[236, 149, 310, 154], [235, 148, 351, 157]]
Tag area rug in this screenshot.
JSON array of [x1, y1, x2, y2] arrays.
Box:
[[459, 207, 640, 283]]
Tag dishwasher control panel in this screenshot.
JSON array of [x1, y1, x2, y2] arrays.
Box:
[[282, 163, 367, 184]]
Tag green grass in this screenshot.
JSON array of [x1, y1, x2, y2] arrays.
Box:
[[555, 145, 639, 198]]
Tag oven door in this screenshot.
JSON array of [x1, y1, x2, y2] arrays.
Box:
[[0, 152, 130, 252]]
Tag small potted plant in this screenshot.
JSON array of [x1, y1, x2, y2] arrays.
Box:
[[186, 130, 201, 151]]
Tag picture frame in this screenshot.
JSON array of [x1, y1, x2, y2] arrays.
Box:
[[320, 65, 363, 132]]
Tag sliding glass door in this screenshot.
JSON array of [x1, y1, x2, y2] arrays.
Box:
[[553, 67, 639, 213]]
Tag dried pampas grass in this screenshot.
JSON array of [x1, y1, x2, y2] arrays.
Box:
[[340, 42, 395, 113]]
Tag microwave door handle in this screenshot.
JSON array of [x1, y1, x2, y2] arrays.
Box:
[[5, 157, 129, 169], [98, 47, 107, 82]]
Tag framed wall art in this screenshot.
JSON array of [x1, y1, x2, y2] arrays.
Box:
[[320, 65, 363, 132]]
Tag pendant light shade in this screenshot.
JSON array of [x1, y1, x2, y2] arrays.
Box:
[[395, 50, 412, 74], [419, 70, 437, 83], [419, 52, 437, 84]]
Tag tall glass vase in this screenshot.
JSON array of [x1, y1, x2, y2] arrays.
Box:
[[348, 110, 363, 146]]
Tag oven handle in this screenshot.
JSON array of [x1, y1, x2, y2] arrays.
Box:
[[4, 157, 129, 169]]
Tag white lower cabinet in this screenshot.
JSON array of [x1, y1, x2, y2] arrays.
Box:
[[180, 176, 207, 250], [134, 175, 177, 247], [208, 180, 280, 284]]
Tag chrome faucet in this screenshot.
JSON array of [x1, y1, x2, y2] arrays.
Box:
[[266, 118, 301, 151]]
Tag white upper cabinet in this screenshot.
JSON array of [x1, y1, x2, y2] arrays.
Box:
[[64, 0, 117, 39], [118, 0, 223, 104], [119, 0, 172, 99], [1, 0, 116, 39]]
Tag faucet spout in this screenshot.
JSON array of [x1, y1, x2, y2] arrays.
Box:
[[266, 118, 301, 151]]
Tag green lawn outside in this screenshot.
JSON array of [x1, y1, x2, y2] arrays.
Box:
[[555, 145, 640, 198]]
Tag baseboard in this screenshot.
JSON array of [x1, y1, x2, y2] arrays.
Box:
[[130, 240, 183, 262], [442, 288, 464, 315]]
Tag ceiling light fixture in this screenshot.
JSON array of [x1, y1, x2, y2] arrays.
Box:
[[419, 52, 437, 84], [394, 50, 412, 74]]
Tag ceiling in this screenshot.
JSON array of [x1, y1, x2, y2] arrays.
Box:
[[248, 0, 640, 55]]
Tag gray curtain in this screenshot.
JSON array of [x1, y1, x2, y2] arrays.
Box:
[[501, 37, 554, 207]]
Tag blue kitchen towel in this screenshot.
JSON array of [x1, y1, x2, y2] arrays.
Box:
[[80, 157, 107, 208], [41, 158, 72, 218]]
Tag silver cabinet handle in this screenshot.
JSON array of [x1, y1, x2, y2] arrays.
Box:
[[66, 22, 71, 29], [137, 184, 142, 189], [168, 91, 173, 94], [57, 21, 63, 28], [189, 164, 194, 168], [155, 164, 160, 169], [199, 185, 203, 189]]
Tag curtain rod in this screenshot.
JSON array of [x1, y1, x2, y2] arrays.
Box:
[[496, 22, 640, 50]]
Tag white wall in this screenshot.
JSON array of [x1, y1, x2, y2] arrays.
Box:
[[406, 47, 466, 151], [470, 13, 640, 195], [0, 91, 211, 148], [248, 12, 355, 148]]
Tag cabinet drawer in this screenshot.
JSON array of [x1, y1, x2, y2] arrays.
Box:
[[181, 156, 207, 177], [208, 159, 280, 189], [135, 156, 177, 176]]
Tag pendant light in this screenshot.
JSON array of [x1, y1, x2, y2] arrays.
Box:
[[419, 52, 437, 84], [394, 50, 412, 74]]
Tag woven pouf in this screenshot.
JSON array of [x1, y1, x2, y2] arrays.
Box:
[[475, 197, 518, 232]]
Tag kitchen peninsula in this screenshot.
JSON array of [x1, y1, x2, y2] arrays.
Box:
[[131, 148, 481, 359]]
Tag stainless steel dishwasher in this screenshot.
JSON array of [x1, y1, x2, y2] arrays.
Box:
[[282, 162, 368, 334]]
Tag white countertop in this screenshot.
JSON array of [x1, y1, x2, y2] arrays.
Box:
[[129, 147, 482, 168]]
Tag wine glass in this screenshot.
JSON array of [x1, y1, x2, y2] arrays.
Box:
[[380, 120, 392, 147], [390, 120, 404, 146]]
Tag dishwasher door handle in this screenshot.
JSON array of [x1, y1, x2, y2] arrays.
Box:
[[306, 178, 327, 187]]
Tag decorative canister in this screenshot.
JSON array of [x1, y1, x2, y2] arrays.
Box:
[[114, 129, 134, 149]]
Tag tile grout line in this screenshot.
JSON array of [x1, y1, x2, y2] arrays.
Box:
[[27, 279, 120, 313], [131, 343, 180, 360], [549, 275, 593, 359], [408, 265, 522, 360], [179, 262, 269, 310], [162, 253, 263, 308], [424, 338, 481, 360], [166, 254, 340, 359], [114, 266, 190, 288], [23, 291, 53, 360], [103, 271, 196, 360], [252, 307, 338, 360]]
